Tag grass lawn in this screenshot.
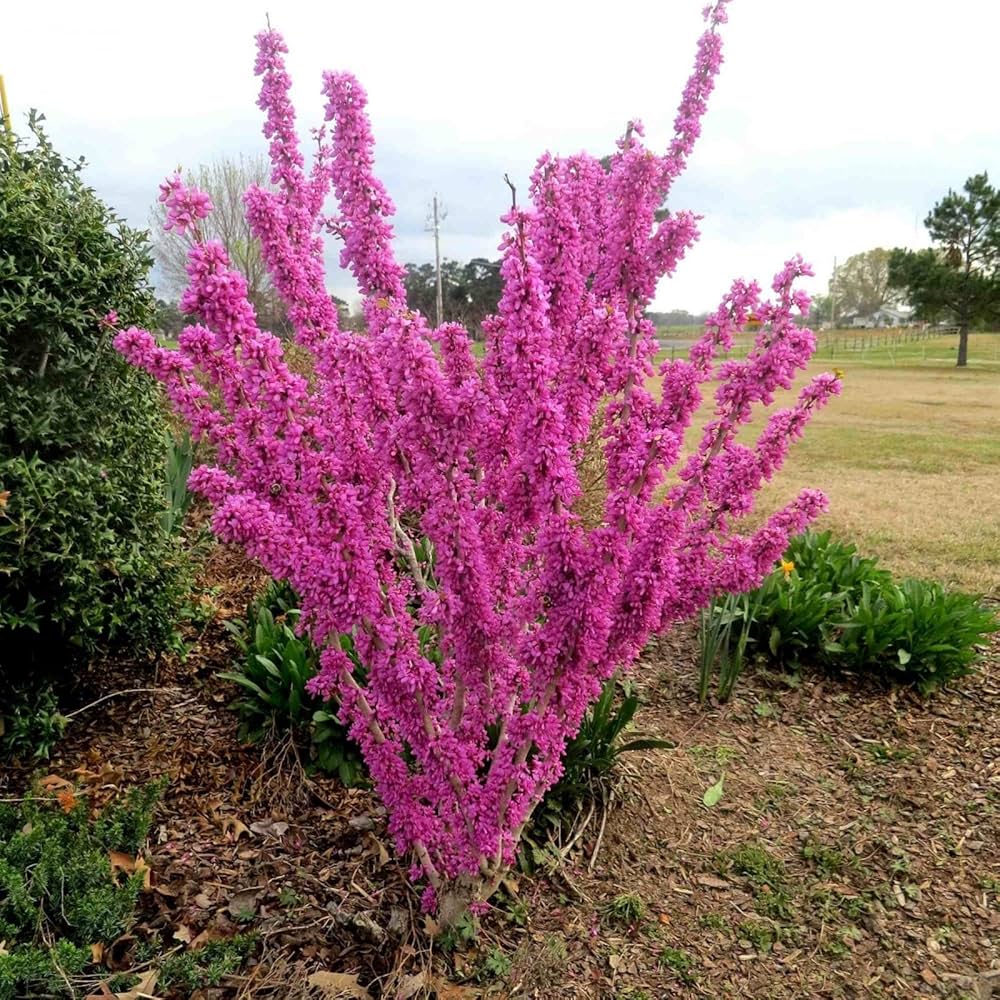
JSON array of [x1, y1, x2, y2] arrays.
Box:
[[652, 331, 1000, 596]]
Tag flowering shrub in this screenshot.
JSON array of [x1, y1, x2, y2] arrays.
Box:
[[113, 1, 841, 916]]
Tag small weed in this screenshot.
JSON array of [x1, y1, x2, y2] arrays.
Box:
[[616, 990, 651, 1000], [854, 780, 878, 800], [889, 851, 911, 875], [980, 875, 1000, 897], [755, 782, 797, 814], [698, 912, 730, 932], [716, 843, 795, 922], [930, 925, 955, 949], [716, 842, 786, 888], [809, 887, 868, 923], [603, 894, 646, 928], [544, 935, 568, 962], [495, 891, 529, 927], [0, 684, 68, 760], [642, 919, 664, 940], [278, 886, 303, 908], [864, 741, 915, 764], [659, 946, 697, 985], [822, 925, 862, 958], [753, 885, 795, 921], [439, 913, 478, 952], [736, 919, 778, 953], [231, 903, 256, 925], [801, 841, 846, 877], [476, 947, 512, 982], [689, 744, 740, 767], [837, 755, 862, 779]]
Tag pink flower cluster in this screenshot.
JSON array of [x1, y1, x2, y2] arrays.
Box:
[[158, 173, 213, 234], [115, 0, 840, 912]]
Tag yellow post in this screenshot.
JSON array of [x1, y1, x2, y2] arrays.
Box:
[[0, 74, 10, 132]]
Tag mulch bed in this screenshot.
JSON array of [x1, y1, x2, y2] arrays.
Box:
[[3, 538, 998, 1000]]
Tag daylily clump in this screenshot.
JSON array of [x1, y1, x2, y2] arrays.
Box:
[[115, 0, 840, 915]]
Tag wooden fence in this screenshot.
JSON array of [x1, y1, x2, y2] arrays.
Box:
[[816, 326, 957, 357], [658, 326, 959, 363]]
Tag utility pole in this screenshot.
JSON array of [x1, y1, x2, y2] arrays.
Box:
[[830, 255, 837, 329], [426, 195, 447, 327], [0, 75, 11, 133]]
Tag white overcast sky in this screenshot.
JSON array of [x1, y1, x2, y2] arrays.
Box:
[[3, 0, 997, 312]]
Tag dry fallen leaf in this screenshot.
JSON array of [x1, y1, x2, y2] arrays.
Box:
[[91, 942, 105, 963], [109, 852, 136, 882], [227, 889, 259, 921], [394, 971, 426, 1000], [86, 968, 161, 1000], [695, 874, 731, 889], [190, 926, 229, 950], [120, 968, 161, 1000], [370, 836, 390, 867], [172, 925, 193, 944], [222, 816, 251, 841], [249, 819, 289, 838], [432, 980, 478, 1000], [108, 852, 152, 890], [72, 762, 124, 787], [133, 856, 152, 891], [105, 934, 136, 971], [306, 971, 374, 999], [40, 774, 74, 792]]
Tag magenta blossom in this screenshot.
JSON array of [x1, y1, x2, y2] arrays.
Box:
[[158, 173, 214, 234]]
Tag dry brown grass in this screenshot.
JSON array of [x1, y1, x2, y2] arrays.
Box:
[[753, 361, 999, 595], [650, 337, 1000, 595]]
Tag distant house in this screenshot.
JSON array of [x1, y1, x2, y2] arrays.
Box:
[[847, 305, 915, 329]]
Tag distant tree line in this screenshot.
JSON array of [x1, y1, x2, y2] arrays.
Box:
[[646, 309, 709, 328], [403, 259, 502, 335]]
